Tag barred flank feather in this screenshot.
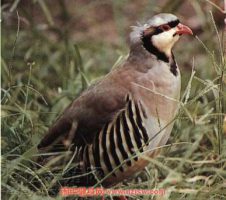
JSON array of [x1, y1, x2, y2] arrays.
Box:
[[80, 95, 149, 181]]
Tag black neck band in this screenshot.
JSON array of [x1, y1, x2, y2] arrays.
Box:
[[141, 33, 178, 76], [170, 53, 178, 76], [141, 34, 169, 63]]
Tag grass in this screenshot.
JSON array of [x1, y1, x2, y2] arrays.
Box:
[[1, 0, 226, 199]]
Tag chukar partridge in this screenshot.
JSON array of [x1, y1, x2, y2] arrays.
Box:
[[38, 13, 193, 188]]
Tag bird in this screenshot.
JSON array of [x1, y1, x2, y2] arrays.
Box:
[[37, 13, 193, 194]]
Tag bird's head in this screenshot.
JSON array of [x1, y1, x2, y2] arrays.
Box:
[[130, 13, 193, 61]]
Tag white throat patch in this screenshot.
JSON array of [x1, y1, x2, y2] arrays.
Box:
[[151, 28, 179, 56]]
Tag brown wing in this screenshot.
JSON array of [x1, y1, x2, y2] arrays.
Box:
[[37, 65, 136, 151]]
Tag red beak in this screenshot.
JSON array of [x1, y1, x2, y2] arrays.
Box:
[[176, 23, 193, 35]]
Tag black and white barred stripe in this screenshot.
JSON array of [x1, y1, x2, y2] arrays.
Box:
[[81, 95, 149, 179]]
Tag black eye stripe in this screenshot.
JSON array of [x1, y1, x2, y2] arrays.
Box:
[[153, 28, 163, 35], [167, 19, 180, 28], [155, 19, 180, 32], [142, 19, 180, 37]]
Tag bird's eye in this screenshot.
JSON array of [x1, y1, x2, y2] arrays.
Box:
[[160, 24, 171, 31]]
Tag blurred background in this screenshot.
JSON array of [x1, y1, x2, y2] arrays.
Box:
[[1, 0, 226, 199]]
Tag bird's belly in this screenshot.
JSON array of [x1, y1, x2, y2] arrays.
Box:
[[134, 81, 180, 147]]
